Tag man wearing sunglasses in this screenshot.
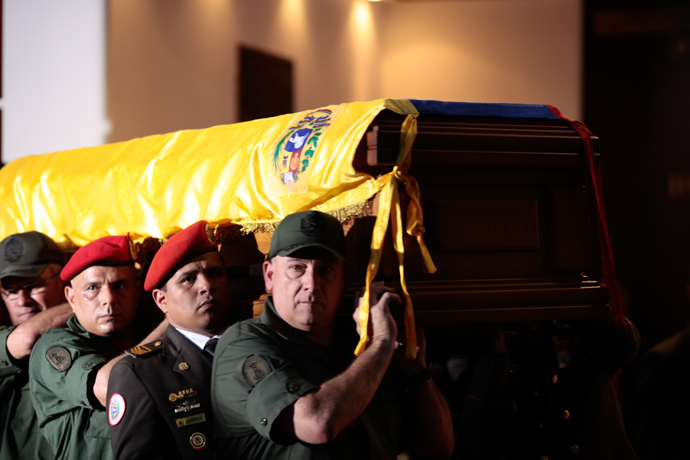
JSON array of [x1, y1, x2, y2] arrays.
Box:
[[0, 231, 72, 460], [0, 232, 68, 326]]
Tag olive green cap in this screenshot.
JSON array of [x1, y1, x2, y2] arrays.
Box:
[[0, 231, 63, 280], [268, 211, 346, 260]]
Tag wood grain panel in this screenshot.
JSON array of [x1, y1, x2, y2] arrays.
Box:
[[437, 199, 539, 251]]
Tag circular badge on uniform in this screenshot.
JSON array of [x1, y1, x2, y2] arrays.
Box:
[[108, 393, 126, 426], [45, 346, 72, 372], [190, 432, 206, 450], [242, 354, 272, 388]]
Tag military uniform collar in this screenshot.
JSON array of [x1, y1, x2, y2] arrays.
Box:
[[175, 327, 220, 351], [67, 314, 123, 352], [67, 314, 93, 337]]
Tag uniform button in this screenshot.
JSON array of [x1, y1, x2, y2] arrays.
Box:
[[1, 359, 7, 365], [571, 445, 580, 454], [562, 409, 570, 419], [260, 418, 267, 426], [552, 374, 558, 384], [287, 383, 300, 393]]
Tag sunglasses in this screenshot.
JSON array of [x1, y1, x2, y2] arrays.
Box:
[[1, 275, 60, 301]]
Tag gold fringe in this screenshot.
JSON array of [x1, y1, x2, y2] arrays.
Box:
[[234, 198, 375, 236], [121, 198, 378, 265], [327, 200, 373, 225]]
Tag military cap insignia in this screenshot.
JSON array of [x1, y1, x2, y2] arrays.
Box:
[[125, 340, 163, 359], [4, 238, 23, 263], [242, 354, 272, 388], [108, 393, 126, 426], [46, 346, 71, 372], [190, 432, 207, 450], [301, 211, 326, 236]]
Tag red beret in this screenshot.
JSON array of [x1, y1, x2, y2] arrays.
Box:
[[144, 220, 217, 291], [60, 235, 133, 282]]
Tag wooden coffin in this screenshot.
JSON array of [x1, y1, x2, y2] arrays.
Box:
[[351, 109, 608, 323]]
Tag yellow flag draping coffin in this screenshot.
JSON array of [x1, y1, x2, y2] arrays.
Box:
[[0, 98, 415, 245]]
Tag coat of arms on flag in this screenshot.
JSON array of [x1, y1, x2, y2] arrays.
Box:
[[267, 106, 343, 196]]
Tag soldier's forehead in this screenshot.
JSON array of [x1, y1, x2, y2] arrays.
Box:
[[74, 265, 136, 284]]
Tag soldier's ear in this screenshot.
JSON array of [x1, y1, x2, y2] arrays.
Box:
[[151, 289, 168, 314], [64, 285, 77, 313], [263, 260, 275, 291]]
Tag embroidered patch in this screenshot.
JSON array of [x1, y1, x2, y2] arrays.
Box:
[[190, 432, 206, 450], [125, 340, 163, 359], [242, 354, 272, 388], [45, 347, 71, 372], [301, 211, 327, 236], [4, 238, 23, 263], [108, 393, 126, 426]]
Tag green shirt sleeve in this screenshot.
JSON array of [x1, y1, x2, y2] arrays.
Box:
[[212, 324, 318, 441], [0, 326, 23, 394], [29, 327, 109, 413], [0, 326, 22, 371]]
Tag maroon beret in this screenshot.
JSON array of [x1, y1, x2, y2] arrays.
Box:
[[144, 220, 217, 291], [60, 235, 133, 282]]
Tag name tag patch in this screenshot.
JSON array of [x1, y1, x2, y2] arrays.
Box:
[[176, 413, 206, 428]]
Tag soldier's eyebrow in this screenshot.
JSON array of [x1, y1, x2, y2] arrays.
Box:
[[173, 267, 200, 281], [109, 278, 130, 286]]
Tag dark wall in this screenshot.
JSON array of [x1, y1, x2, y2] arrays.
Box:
[[585, 1, 690, 352]]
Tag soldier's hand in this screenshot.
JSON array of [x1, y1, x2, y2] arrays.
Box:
[[352, 281, 401, 344], [352, 281, 391, 336]]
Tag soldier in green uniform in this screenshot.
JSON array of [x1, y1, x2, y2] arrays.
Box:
[[0, 231, 72, 460], [212, 210, 455, 459], [29, 235, 167, 460]]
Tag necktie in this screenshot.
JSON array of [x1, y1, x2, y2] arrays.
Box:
[[204, 337, 219, 357]]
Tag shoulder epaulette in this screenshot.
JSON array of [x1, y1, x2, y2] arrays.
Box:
[[125, 340, 163, 359]]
